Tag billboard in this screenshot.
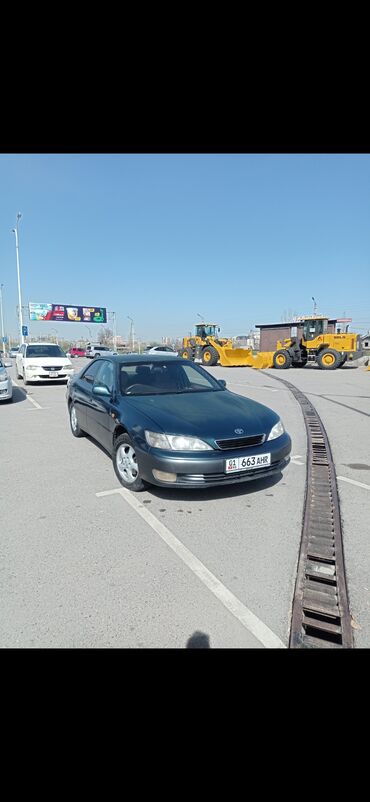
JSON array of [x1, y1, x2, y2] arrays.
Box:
[[29, 303, 107, 323]]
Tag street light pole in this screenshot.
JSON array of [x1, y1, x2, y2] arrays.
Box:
[[127, 316, 134, 351], [0, 284, 6, 355], [110, 311, 117, 351], [12, 213, 24, 345]]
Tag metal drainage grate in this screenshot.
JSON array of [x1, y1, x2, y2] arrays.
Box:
[[265, 374, 353, 649]]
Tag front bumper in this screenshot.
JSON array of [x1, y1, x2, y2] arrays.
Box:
[[0, 380, 13, 400], [136, 432, 292, 488], [25, 371, 73, 382]]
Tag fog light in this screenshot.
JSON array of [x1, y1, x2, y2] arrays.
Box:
[[152, 469, 177, 483]]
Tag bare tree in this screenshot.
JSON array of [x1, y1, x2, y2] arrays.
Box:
[[97, 326, 113, 345]]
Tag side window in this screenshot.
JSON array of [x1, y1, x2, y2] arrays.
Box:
[[82, 361, 102, 384], [182, 365, 212, 388], [95, 360, 114, 393]]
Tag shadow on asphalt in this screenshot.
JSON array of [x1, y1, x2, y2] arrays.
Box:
[[8, 387, 28, 404], [186, 631, 211, 648]]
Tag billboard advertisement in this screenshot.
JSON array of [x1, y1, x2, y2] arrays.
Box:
[[29, 303, 107, 323]]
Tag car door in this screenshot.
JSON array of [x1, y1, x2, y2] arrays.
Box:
[[88, 359, 116, 451], [16, 344, 25, 376], [73, 360, 103, 434]]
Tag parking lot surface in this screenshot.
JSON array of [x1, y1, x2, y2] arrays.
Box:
[[1, 358, 369, 648]]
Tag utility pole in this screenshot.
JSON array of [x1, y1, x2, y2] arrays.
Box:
[[110, 311, 117, 351], [127, 316, 134, 351], [0, 284, 5, 355], [12, 213, 24, 344]]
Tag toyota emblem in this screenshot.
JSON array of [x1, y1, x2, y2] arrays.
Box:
[[234, 428, 244, 435]]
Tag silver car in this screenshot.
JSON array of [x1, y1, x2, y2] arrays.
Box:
[[0, 359, 13, 402]]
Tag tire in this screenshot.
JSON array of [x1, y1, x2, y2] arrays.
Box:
[[113, 433, 146, 491], [69, 403, 84, 437], [201, 346, 219, 366], [317, 348, 341, 370], [95, 353, 100, 358], [273, 350, 292, 369], [179, 348, 193, 360]]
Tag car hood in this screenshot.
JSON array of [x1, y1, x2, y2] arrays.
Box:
[[123, 390, 279, 440], [24, 356, 71, 365]]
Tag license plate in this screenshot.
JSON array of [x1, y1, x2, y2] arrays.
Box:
[[225, 453, 271, 473], [49, 371, 59, 378]]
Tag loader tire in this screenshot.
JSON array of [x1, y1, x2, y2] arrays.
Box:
[[201, 346, 219, 366], [179, 347, 194, 361], [273, 350, 292, 369], [317, 348, 341, 370]]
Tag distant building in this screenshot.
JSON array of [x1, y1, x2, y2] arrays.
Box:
[[361, 333, 370, 355], [255, 319, 338, 352]]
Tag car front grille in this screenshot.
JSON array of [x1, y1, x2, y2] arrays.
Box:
[[215, 434, 265, 449], [41, 365, 63, 371]]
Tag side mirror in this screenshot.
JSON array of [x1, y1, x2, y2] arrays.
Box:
[[4, 361, 12, 367], [93, 384, 111, 396], [218, 379, 226, 388]]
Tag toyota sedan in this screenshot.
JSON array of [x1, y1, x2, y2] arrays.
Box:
[[66, 355, 291, 491]]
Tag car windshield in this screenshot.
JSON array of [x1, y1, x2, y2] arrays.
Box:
[[120, 360, 224, 396], [26, 345, 66, 358]]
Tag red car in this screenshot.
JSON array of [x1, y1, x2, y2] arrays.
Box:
[[69, 347, 86, 358]]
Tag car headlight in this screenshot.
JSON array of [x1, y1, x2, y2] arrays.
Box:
[[0, 370, 7, 381], [63, 364, 73, 370], [267, 419, 285, 441], [145, 431, 213, 451], [26, 365, 39, 370]]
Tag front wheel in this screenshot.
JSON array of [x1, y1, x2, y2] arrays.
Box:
[[113, 433, 147, 491], [69, 403, 84, 437], [273, 350, 292, 369]]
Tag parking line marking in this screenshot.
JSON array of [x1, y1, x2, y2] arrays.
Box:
[[96, 487, 286, 649], [12, 380, 43, 409], [337, 476, 370, 491]]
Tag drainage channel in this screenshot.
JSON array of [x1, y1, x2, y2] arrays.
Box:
[[266, 374, 353, 649]]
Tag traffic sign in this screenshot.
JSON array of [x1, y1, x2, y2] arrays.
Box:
[[2, 336, 8, 343], [22, 325, 28, 336]]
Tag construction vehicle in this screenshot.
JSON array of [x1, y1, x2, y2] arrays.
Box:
[[179, 323, 256, 367], [272, 316, 362, 370]]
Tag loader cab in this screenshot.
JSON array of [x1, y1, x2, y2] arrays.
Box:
[[302, 317, 328, 342], [195, 323, 220, 338]]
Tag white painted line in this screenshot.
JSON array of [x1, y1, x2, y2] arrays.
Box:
[[337, 476, 370, 491], [96, 487, 286, 649], [96, 488, 121, 497], [12, 380, 43, 409]]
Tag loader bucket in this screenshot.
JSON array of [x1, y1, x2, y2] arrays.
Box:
[[250, 352, 275, 369], [216, 347, 255, 367]]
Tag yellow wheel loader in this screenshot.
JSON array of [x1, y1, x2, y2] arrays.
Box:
[[179, 323, 256, 367], [272, 317, 362, 370]]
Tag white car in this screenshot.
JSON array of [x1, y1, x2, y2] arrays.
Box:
[[0, 358, 13, 402], [15, 342, 74, 385], [144, 346, 178, 356], [86, 344, 118, 358]]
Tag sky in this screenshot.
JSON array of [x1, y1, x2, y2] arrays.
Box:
[[0, 153, 369, 345]]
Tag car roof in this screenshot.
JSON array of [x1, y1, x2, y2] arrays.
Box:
[[25, 342, 60, 346]]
